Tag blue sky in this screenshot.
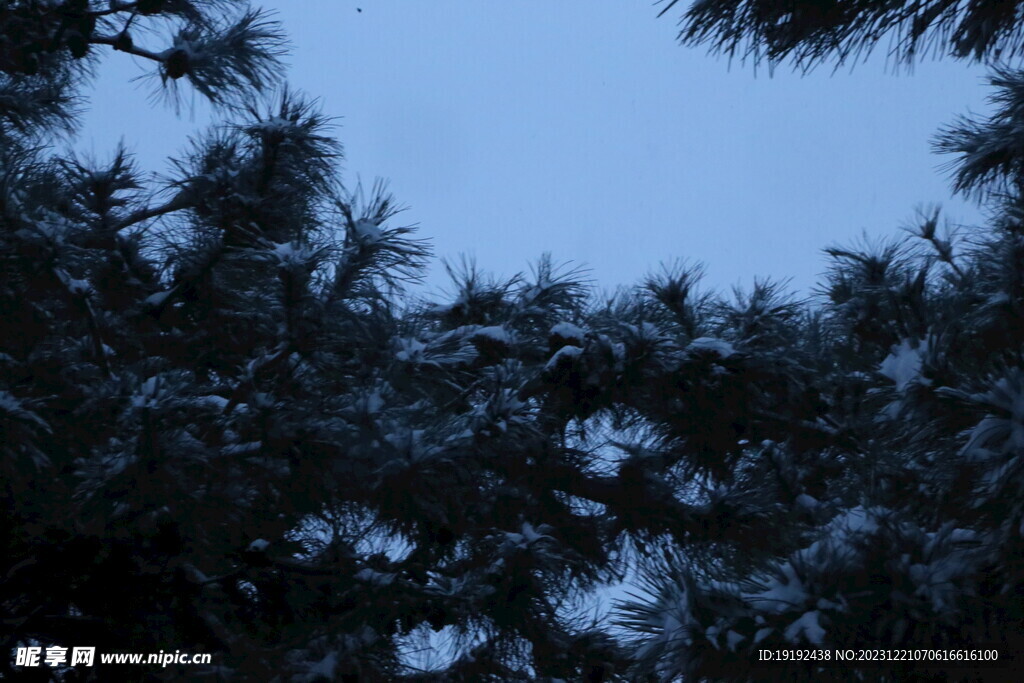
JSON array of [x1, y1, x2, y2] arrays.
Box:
[[76, 1, 992, 298]]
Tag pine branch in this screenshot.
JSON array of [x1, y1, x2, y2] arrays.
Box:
[[114, 192, 191, 231], [90, 33, 168, 62]]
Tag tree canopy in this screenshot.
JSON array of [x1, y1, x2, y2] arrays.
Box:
[[3, 1, 1024, 681], [658, 0, 1024, 69]]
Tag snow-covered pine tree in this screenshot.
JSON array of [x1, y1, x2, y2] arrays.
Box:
[[608, 72, 1024, 681], [6, 2, 1024, 681], [1, 2, 639, 680]]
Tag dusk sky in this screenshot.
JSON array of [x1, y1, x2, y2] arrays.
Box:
[[76, 1, 992, 299]]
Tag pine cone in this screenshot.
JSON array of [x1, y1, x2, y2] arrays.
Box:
[[164, 47, 190, 79]]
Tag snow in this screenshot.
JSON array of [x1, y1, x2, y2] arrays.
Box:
[[392, 327, 479, 367], [363, 390, 385, 415], [270, 240, 315, 267], [302, 651, 338, 681], [956, 370, 1024, 456], [743, 505, 890, 633], [383, 429, 441, 463], [353, 217, 383, 242], [501, 522, 553, 551], [799, 506, 883, 563], [784, 610, 826, 645], [545, 344, 583, 370], [67, 278, 92, 296], [749, 562, 808, 612], [947, 527, 977, 544], [249, 116, 296, 135], [473, 325, 511, 344], [248, 539, 270, 552], [0, 391, 49, 430], [0, 391, 23, 414], [687, 337, 735, 358], [425, 574, 473, 598], [830, 505, 880, 536], [519, 522, 551, 544], [160, 40, 196, 61], [795, 493, 819, 510], [132, 376, 161, 408], [705, 622, 722, 647], [879, 338, 931, 391], [395, 337, 427, 363], [145, 290, 172, 308], [550, 321, 586, 344], [966, 370, 1024, 450], [502, 531, 526, 549], [181, 563, 209, 584], [198, 394, 230, 410]]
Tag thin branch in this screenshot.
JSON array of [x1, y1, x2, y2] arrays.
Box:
[[90, 34, 168, 63], [115, 192, 191, 232]]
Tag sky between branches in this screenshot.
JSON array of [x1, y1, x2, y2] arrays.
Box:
[[77, 0, 991, 298]]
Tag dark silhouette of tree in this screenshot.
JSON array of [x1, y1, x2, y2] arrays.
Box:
[[657, 0, 1024, 69], [5, 2, 1024, 681], [0, 2, 631, 679]]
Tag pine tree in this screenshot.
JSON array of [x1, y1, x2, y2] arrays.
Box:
[[657, 0, 1024, 69], [607, 71, 1024, 681], [1, 2, 638, 680], [6, 2, 1024, 681]]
